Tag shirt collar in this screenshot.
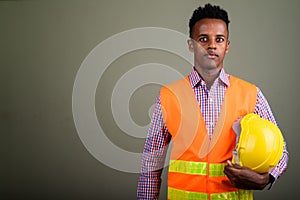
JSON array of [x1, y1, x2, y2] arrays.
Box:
[[189, 67, 230, 88]]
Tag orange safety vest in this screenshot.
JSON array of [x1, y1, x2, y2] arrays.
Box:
[[160, 76, 257, 200]]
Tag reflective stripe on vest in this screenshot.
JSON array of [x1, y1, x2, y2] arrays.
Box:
[[168, 187, 253, 200], [169, 160, 226, 176]]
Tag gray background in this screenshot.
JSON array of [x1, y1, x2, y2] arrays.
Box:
[[2, 0, 299, 199]]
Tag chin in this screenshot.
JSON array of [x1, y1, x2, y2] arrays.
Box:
[[204, 61, 219, 69]]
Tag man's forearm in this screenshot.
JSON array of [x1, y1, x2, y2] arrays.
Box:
[[137, 169, 163, 199]]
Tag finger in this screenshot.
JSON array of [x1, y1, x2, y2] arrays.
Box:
[[227, 160, 233, 166], [226, 160, 243, 170]]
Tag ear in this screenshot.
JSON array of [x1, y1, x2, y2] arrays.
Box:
[[187, 39, 194, 53], [225, 40, 230, 54]]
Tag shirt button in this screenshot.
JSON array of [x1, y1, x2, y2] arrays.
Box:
[[209, 98, 214, 103]]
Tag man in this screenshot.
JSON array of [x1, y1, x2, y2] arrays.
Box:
[[137, 3, 288, 200]]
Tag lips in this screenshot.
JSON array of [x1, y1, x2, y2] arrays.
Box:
[[208, 54, 217, 59], [206, 51, 218, 59]]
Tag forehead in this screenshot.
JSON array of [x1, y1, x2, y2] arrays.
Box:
[[192, 18, 228, 36]]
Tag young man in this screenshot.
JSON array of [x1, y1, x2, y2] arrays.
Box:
[[137, 4, 288, 200]]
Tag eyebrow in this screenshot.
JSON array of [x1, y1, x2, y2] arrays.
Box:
[[198, 34, 226, 37]]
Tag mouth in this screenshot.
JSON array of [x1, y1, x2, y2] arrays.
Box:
[[205, 52, 219, 59]]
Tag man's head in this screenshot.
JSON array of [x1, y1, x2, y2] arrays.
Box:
[[188, 4, 230, 74], [189, 3, 230, 38]]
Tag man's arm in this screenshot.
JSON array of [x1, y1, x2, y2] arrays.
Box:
[[137, 95, 171, 199], [254, 88, 289, 183], [224, 88, 288, 190]]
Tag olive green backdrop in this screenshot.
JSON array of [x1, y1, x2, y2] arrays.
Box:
[[2, 0, 299, 199]]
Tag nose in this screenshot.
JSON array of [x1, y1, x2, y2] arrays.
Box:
[[208, 39, 216, 49]]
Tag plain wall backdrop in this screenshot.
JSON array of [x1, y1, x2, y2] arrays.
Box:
[[2, 0, 299, 199]]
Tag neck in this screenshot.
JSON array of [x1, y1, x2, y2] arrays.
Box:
[[195, 67, 221, 90]]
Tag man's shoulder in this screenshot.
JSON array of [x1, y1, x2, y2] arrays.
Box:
[[229, 75, 256, 88], [160, 77, 191, 99]]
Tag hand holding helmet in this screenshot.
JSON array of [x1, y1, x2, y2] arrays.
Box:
[[224, 113, 284, 190], [232, 113, 284, 173]]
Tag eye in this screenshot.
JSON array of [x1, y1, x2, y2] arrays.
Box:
[[199, 37, 208, 42], [216, 37, 225, 43]]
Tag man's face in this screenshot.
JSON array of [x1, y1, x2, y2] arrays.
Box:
[[188, 18, 230, 73]]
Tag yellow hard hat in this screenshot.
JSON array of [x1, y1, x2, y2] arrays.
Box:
[[234, 113, 284, 173]]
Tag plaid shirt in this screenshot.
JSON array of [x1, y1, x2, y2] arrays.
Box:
[[137, 68, 288, 199]]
